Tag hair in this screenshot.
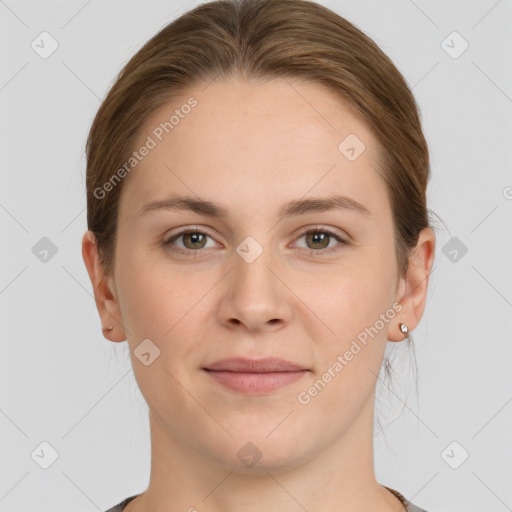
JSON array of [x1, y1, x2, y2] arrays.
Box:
[[85, 0, 438, 436]]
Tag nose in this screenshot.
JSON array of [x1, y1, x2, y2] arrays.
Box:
[[216, 243, 294, 334]]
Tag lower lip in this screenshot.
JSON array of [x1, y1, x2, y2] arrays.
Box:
[[204, 370, 308, 394]]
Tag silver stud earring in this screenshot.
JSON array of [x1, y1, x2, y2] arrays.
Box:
[[399, 323, 408, 334]]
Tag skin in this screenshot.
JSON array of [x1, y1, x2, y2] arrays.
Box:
[[82, 77, 435, 512]]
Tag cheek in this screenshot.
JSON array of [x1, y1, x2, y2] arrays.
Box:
[[115, 260, 202, 411], [306, 245, 397, 408], [313, 282, 390, 391], [302, 276, 395, 423], [115, 249, 192, 339], [313, 254, 397, 343]]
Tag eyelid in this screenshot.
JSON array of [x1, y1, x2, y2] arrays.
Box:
[[164, 225, 216, 241], [291, 224, 349, 242], [163, 226, 220, 248], [163, 224, 349, 255], [289, 225, 348, 253]]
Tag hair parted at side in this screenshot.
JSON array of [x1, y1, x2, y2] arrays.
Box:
[[86, 0, 432, 282]]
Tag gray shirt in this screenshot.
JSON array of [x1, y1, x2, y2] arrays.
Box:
[[104, 486, 429, 511]]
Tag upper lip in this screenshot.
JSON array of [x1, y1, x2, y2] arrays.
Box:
[[203, 357, 308, 373]]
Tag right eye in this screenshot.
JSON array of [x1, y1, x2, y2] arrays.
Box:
[[163, 228, 218, 255]]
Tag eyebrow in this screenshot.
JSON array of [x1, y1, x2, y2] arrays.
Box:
[[138, 193, 371, 219]]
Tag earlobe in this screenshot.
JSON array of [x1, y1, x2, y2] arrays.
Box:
[[388, 227, 436, 343], [387, 309, 410, 343], [81, 230, 127, 342], [398, 322, 409, 336]]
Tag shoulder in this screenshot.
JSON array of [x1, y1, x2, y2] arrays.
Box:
[[104, 495, 139, 512], [406, 503, 431, 512], [104, 491, 432, 512], [384, 486, 430, 512]]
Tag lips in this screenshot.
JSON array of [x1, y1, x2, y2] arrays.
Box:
[[203, 357, 307, 373], [203, 357, 309, 394]]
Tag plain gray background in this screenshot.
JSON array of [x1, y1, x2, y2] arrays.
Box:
[[1, 0, 511, 511]]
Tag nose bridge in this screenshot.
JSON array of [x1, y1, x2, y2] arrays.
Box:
[[218, 232, 292, 331], [233, 233, 278, 295]]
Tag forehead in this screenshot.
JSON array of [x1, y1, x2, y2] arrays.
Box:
[[119, 77, 388, 222]]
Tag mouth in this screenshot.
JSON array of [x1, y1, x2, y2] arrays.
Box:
[[202, 357, 310, 394]]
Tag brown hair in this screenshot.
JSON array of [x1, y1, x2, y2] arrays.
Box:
[[86, 0, 433, 281]]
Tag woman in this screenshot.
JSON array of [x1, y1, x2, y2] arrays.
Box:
[[82, 0, 436, 510]]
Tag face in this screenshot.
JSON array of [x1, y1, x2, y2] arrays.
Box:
[[96, 77, 407, 471]]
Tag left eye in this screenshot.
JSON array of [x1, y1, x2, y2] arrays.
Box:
[[292, 228, 347, 254], [163, 227, 347, 255]]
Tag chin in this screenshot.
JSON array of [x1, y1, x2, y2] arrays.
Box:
[[207, 427, 316, 475]]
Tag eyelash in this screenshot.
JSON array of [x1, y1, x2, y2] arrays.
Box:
[[163, 226, 347, 257]]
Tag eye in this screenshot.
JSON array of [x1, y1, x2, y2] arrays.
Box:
[[163, 226, 347, 257], [292, 227, 347, 255], [163, 228, 217, 255]]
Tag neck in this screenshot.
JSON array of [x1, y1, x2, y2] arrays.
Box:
[[126, 392, 404, 512]]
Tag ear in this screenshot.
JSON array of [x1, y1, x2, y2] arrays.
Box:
[[388, 227, 436, 342], [81, 230, 126, 342]]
